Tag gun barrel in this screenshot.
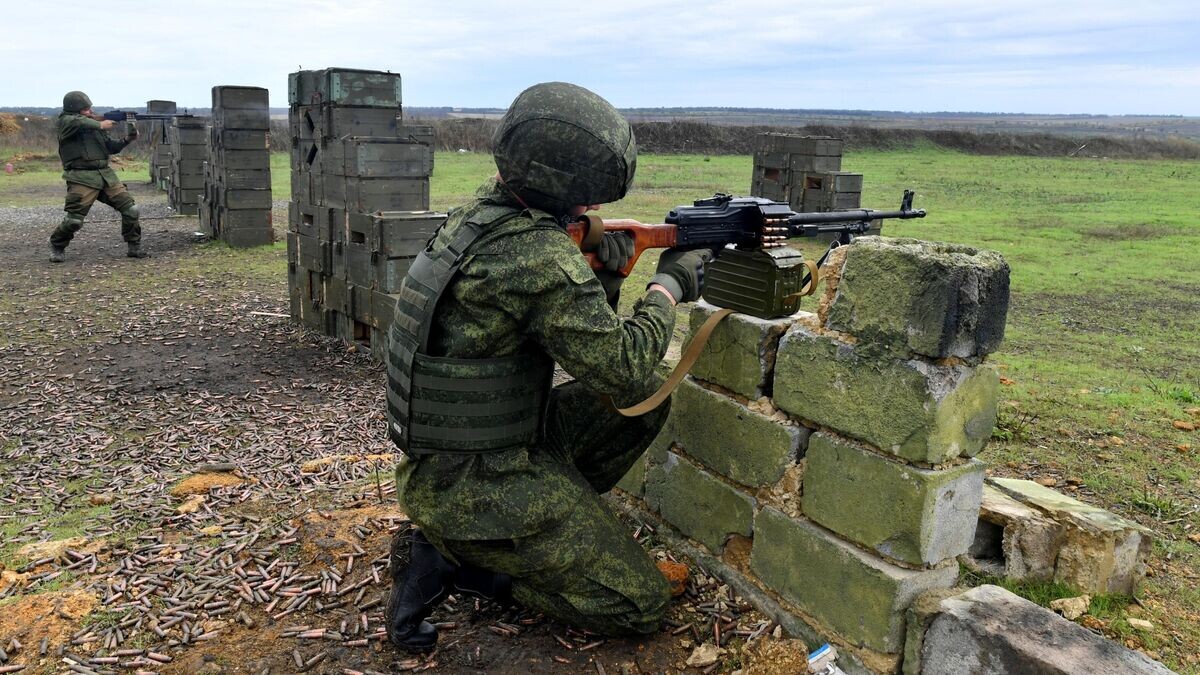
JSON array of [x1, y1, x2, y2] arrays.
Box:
[[786, 208, 925, 226]]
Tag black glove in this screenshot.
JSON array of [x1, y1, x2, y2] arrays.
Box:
[[125, 121, 139, 141], [593, 232, 634, 305], [649, 248, 715, 303]]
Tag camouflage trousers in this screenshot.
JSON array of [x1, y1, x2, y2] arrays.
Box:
[[51, 182, 140, 248], [433, 381, 672, 636]]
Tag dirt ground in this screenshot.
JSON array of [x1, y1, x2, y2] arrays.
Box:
[[0, 188, 804, 673]]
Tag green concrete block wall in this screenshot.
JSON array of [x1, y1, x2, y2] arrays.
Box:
[[803, 433, 985, 566], [773, 324, 1000, 464], [750, 508, 958, 652], [645, 450, 755, 553], [671, 378, 807, 487]]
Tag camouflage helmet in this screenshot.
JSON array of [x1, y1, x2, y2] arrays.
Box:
[[63, 91, 92, 113], [493, 82, 636, 215]]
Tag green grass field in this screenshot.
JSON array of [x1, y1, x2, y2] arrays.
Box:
[[3, 146, 1198, 669]]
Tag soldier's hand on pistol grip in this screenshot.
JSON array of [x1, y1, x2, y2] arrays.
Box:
[[99, 119, 115, 131], [649, 247, 715, 304], [593, 231, 634, 301], [125, 121, 138, 141]]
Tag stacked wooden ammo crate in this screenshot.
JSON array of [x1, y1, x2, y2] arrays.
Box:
[[750, 133, 864, 212], [199, 86, 274, 247], [145, 99, 176, 189], [166, 116, 206, 215], [286, 67, 440, 361]]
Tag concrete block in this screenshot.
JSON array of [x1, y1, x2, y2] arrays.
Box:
[[750, 508, 958, 652], [824, 237, 1011, 359], [773, 323, 1000, 464], [671, 378, 805, 487], [617, 422, 675, 498], [989, 478, 1152, 595], [686, 300, 796, 399], [911, 585, 1173, 675], [803, 433, 985, 566], [969, 484, 1063, 582], [645, 450, 755, 553]]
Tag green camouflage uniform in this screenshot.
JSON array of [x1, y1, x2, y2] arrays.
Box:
[[51, 112, 140, 248], [394, 177, 675, 635]]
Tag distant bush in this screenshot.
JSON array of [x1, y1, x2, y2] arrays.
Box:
[[413, 117, 1200, 160], [8, 113, 1199, 162]]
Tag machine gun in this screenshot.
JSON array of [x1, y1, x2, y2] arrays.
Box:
[[566, 190, 926, 318], [100, 110, 194, 123]]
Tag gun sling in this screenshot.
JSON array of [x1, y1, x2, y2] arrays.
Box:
[[614, 259, 819, 417]]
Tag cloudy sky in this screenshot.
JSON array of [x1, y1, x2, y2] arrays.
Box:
[[3, 0, 1198, 114]]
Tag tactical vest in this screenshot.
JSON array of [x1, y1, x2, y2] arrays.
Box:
[[386, 206, 555, 455], [58, 116, 111, 171]]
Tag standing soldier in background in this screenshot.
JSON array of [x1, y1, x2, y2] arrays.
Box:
[[384, 82, 712, 652], [49, 90, 146, 262]]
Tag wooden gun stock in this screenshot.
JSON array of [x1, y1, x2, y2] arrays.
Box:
[[565, 216, 679, 277]]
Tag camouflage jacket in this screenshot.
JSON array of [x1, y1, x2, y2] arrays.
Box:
[[395, 178, 675, 541], [57, 113, 130, 189]]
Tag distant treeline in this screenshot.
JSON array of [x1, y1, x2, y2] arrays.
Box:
[[418, 117, 1200, 160], [5, 113, 1199, 161]]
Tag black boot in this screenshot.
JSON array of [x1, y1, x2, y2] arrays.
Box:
[[127, 242, 149, 258], [49, 244, 66, 263], [386, 529, 455, 652]]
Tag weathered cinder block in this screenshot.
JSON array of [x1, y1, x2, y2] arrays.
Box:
[[969, 484, 1063, 582], [686, 301, 798, 399], [803, 433, 984, 566], [989, 478, 1152, 595], [615, 424, 672, 498], [773, 324, 999, 464], [672, 378, 806, 487], [824, 237, 1010, 359], [910, 585, 1174, 675], [645, 450, 755, 553], [750, 508, 957, 652]]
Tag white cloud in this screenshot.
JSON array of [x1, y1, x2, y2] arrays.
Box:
[[1, 0, 1197, 114]]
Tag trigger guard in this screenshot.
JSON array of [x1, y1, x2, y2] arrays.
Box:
[[579, 214, 605, 252]]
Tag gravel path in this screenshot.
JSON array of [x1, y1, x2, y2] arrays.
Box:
[[0, 196, 796, 674]]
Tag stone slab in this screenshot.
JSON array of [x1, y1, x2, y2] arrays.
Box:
[[686, 301, 796, 399], [824, 237, 1010, 359], [989, 478, 1152, 594], [970, 484, 1063, 582], [750, 507, 958, 652], [773, 323, 1000, 463], [912, 585, 1174, 675], [671, 377, 806, 487], [645, 450, 755, 553], [803, 432, 984, 566]]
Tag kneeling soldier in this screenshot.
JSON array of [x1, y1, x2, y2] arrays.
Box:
[[50, 90, 146, 262], [384, 82, 712, 652]]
